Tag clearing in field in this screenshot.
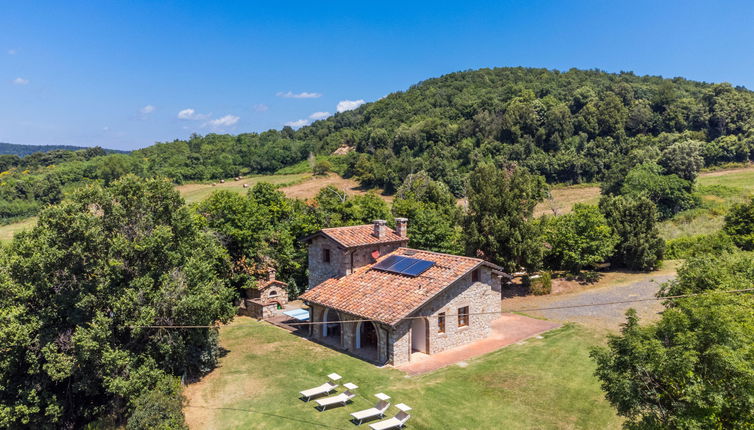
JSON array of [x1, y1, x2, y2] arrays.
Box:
[[534, 184, 601, 217], [183, 318, 620, 430], [0, 217, 37, 243], [176, 173, 311, 204]]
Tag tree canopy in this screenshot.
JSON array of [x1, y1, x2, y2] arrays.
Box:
[[0, 175, 235, 428], [464, 162, 547, 272], [591, 252, 754, 429]]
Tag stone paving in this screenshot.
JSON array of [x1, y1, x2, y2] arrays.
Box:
[[396, 313, 560, 375]]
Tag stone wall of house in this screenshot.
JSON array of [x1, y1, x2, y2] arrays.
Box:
[[307, 236, 407, 289], [307, 237, 347, 289], [308, 304, 389, 364], [389, 322, 411, 366], [387, 265, 501, 366]]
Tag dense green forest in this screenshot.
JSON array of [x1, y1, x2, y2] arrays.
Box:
[[0, 142, 115, 157], [2, 67, 754, 224]]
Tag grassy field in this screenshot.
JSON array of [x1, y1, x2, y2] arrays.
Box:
[[176, 173, 312, 204], [534, 184, 601, 217], [2, 166, 752, 244], [183, 319, 621, 430], [0, 217, 37, 243], [659, 165, 754, 239]]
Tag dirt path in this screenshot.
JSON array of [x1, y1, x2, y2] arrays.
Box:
[[698, 164, 754, 178], [502, 272, 676, 331]]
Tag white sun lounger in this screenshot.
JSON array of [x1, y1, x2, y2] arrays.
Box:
[[351, 393, 391, 425], [315, 383, 358, 411], [299, 373, 342, 401], [369, 404, 411, 430]]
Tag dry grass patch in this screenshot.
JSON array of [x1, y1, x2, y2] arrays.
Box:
[[535, 185, 601, 217]]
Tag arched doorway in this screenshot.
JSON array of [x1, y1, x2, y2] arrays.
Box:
[[355, 321, 379, 361], [322, 308, 341, 345], [411, 318, 428, 354]]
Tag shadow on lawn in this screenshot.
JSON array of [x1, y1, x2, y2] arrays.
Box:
[[185, 404, 350, 429]]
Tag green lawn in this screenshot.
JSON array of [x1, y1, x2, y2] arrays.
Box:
[[184, 319, 621, 430]]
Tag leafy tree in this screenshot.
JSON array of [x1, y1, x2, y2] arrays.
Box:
[[312, 159, 332, 176], [126, 376, 187, 430], [592, 253, 754, 428], [599, 195, 664, 271], [620, 163, 697, 219], [659, 140, 704, 181], [391, 172, 463, 254], [313, 186, 391, 227], [659, 250, 754, 297], [0, 175, 235, 428], [464, 162, 547, 272], [544, 203, 618, 273], [723, 196, 754, 250], [196, 184, 318, 296]]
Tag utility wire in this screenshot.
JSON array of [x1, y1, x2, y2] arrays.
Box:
[[127, 287, 754, 329]]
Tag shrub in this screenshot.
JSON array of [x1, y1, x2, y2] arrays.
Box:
[[127, 376, 188, 430], [528, 272, 552, 295], [312, 159, 332, 176], [724, 197, 754, 250], [665, 232, 737, 259]]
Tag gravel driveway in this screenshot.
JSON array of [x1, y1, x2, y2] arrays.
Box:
[[502, 274, 676, 331]]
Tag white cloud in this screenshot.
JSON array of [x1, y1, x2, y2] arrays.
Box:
[[177, 108, 209, 120], [254, 104, 269, 112], [12, 77, 29, 85], [140, 104, 156, 114], [309, 111, 331, 120], [207, 114, 240, 128], [276, 91, 322, 99], [284, 119, 309, 128], [336, 99, 365, 113]]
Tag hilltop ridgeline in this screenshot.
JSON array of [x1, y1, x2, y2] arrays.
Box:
[[2, 67, 754, 223]]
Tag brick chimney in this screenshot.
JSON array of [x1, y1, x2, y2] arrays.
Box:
[[395, 217, 408, 238], [267, 267, 276, 282], [373, 219, 386, 238]]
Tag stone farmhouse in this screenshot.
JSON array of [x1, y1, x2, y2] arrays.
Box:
[[300, 219, 507, 366]]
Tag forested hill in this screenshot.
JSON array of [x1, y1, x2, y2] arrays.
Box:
[[300, 67, 754, 194], [2, 67, 754, 223], [0, 142, 127, 157], [132, 67, 754, 193]]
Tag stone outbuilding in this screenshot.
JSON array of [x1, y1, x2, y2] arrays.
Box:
[[300, 223, 508, 366], [239, 268, 289, 319], [301, 219, 410, 290]]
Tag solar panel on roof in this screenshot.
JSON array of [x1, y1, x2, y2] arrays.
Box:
[[386, 256, 419, 273], [373, 255, 401, 270], [372, 255, 435, 277], [403, 259, 435, 276]]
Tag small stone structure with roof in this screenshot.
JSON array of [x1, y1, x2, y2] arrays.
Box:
[[300, 219, 508, 366], [239, 268, 289, 319]]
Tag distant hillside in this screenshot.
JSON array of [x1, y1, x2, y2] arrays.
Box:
[[132, 67, 754, 193], [0, 142, 126, 157], [2, 67, 754, 224]]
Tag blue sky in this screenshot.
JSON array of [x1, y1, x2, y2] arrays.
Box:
[[2, 1, 754, 151]]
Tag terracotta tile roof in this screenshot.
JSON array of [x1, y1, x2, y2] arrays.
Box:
[[311, 225, 408, 248], [299, 248, 501, 326], [256, 279, 288, 289]]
